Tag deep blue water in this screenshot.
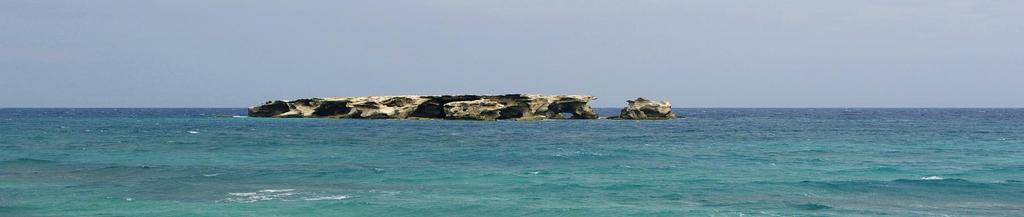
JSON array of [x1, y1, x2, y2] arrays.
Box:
[[1, 108, 1023, 216]]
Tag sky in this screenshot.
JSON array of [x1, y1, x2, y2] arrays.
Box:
[[1, 1, 1022, 108]]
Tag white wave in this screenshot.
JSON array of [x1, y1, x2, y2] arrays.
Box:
[[303, 195, 351, 201], [224, 189, 297, 203], [259, 189, 295, 193], [920, 176, 944, 180], [232, 116, 248, 118], [187, 131, 200, 134], [228, 192, 258, 197], [222, 189, 356, 203], [202, 173, 221, 177]]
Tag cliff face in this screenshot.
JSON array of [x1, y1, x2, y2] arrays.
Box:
[[248, 94, 598, 120], [617, 97, 677, 120]]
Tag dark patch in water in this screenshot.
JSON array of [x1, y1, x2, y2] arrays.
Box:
[[64, 182, 127, 189], [792, 203, 832, 210], [0, 158, 57, 165], [652, 193, 684, 201], [603, 183, 650, 190]]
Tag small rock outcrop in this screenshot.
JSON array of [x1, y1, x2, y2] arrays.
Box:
[[248, 94, 599, 121], [617, 98, 677, 120]]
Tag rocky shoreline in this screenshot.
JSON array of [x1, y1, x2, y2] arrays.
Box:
[[248, 94, 675, 120]]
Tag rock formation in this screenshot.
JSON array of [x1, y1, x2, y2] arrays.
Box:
[[248, 94, 599, 121], [616, 98, 677, 120], [443, 99, 505, 121]]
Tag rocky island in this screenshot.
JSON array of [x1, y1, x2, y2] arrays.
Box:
[[248, 94, 599, 120], [248, 94, 677, 121]]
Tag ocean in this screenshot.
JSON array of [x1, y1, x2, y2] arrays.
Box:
[[1, 108, 1022, 216]]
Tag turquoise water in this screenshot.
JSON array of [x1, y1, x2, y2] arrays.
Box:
[[1, 108, 1023, 216]]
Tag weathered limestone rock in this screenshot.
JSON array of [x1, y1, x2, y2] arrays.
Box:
[[247, 100, 293, 117], [443, 99, 505, 120], [246, 96, 431, 119], [248, 94, 600, 121], [617, 98, 677, 120]]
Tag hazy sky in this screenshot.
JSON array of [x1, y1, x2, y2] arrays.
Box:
[[2, 1, 1022, 107]]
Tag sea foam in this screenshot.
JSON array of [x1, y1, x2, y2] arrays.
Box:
[[303, 195, 352, 201], [222, 189, 351, 203], [224, 189, 296, 203]]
